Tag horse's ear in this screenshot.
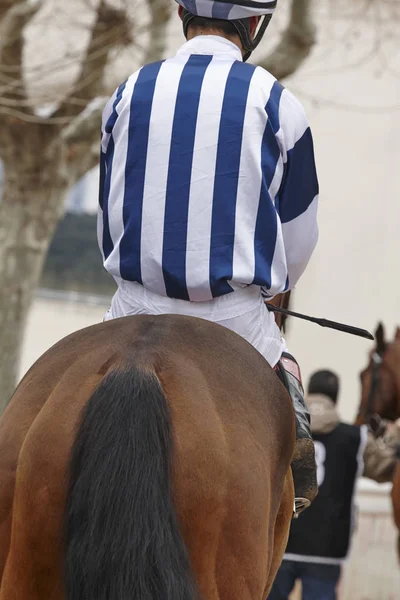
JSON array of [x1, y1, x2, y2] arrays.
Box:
[[395, 326, 400, 342], [375, 322, 386, 355]]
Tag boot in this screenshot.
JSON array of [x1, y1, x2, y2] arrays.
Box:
[[275, 354, 318, 517]]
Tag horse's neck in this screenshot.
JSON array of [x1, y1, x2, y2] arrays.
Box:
[[389, 343, 400, 418]]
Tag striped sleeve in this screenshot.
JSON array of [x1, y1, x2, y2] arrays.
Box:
[[278, 89, 319, 290], [99, 83, 128, 202], [101, 88, 120, 151], [98, 84, 126, 260], [98, 87, 119, 211]]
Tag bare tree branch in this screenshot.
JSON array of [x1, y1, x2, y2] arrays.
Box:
[[143, 0, 172, 64], [66, 138, 99, 185], [58, 0, 173, 209], [61, 97, 107, 145], [54, 0, 132, 120], [0, 0, 43, 103], [259, 0, 317, 80], [50, 97, 104, 192], [0, 0, 15, 23]]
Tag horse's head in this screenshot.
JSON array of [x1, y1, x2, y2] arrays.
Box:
[[356, 323, 400, 428]]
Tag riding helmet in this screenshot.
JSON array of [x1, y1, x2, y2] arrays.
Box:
[[175, 0, 278, 60]]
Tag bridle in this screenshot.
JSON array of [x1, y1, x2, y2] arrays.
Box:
[[362, 345, 400, 436], [357, 325, 400, 439]]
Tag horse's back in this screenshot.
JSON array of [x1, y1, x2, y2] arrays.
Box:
[[0, 314, 294, 598]]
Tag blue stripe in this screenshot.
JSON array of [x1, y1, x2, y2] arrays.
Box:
[[265, 80, 284, 135], [100, 82, 127, 260], [252, 112, 281, 288], [279, 127, 319, 223], [212, 2, 234, 18], [184, 0, 198, 15], [119, 62, 164, 282], [284, 275, 289, 291], [209, 62, 256, 297], [101, 141, 115, 259], [163, 55, 213, 300], [104, 81, 127, 134], [99, 147, 106, 211], [265, 81, 283, 216]]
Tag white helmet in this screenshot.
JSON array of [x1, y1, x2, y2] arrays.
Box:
[[176, 0, 278, 60]]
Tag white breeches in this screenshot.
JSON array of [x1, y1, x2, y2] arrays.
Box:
[[104, 281, 286, 368]]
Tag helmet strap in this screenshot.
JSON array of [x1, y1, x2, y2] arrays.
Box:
[[232, 15, 272, 62], [181, 11, 272, 62], [182, 10, 196, 38]]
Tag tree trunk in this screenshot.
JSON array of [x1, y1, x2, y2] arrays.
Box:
[[260, 0, 316, 80], [0, 0, 138, 416], [143, 0, 172, 64], [0, 156, 67, 413]]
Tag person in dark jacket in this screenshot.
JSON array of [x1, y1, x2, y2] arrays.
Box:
[[268, 369, 400, 600]]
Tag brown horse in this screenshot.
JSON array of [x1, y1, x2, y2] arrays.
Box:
[[355, 322, 400, 559], [0, 314, 295, 599]]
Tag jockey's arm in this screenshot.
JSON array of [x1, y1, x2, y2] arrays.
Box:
[[98, 86, 124, 258], [277, 91, 319, 290]]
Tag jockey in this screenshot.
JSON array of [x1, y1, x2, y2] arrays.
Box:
[[98, 0, 319, 514]]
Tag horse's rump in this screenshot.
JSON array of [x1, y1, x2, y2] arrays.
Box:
[[0, 315, 295, 599]]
